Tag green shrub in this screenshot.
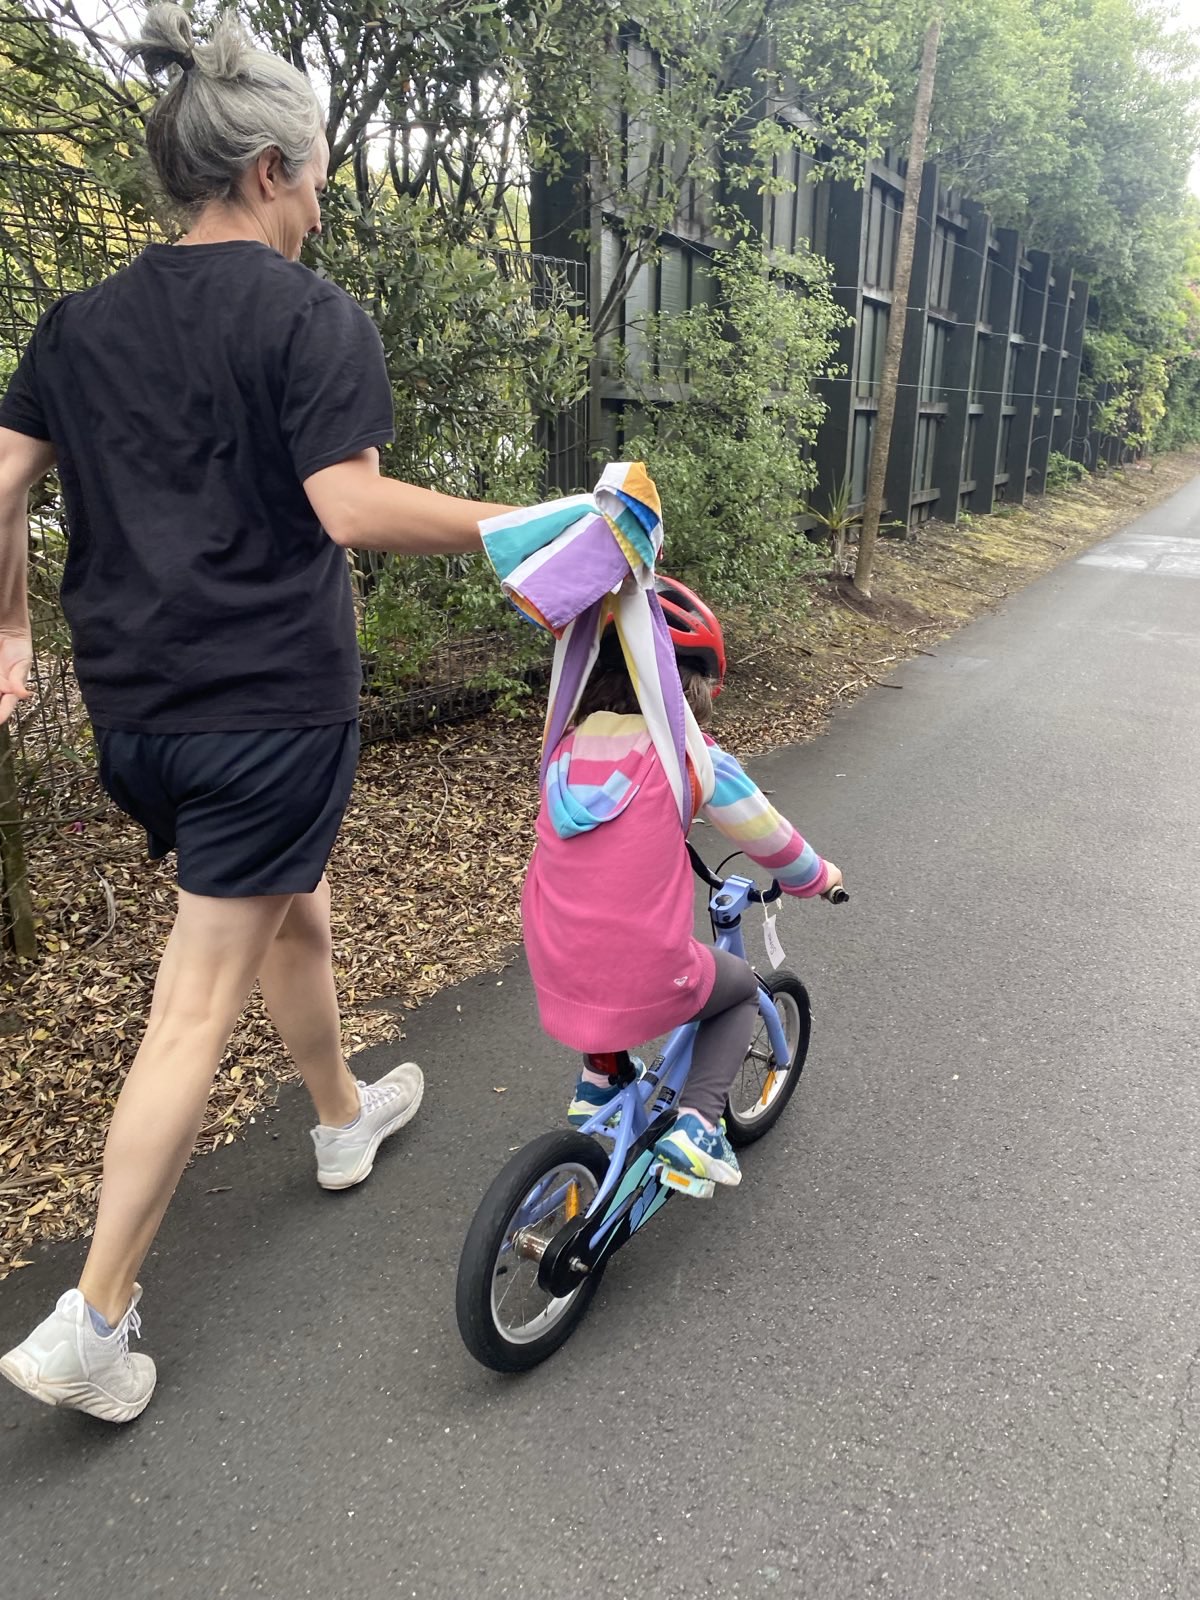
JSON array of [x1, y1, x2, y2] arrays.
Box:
[[1045, 450, 1086, 492], [620, 241, 845, 603]]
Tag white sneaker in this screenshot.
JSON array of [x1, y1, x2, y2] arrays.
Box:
[[311, 1062, 425, 1190], [0, 1285, 155, 1423]]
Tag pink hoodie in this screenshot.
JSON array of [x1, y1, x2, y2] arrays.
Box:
[[522, 713, 830, 1053]]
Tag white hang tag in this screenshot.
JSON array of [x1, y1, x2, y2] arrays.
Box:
[[763, 907, 786, 970]]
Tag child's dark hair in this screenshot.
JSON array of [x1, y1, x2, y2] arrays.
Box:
[[574, 630, 715, 726]]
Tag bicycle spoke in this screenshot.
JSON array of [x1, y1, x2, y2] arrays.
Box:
[[495, 1261, 526, 1322]]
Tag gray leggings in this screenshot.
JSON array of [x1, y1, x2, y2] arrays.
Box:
[[682, 948, 760, 1125]]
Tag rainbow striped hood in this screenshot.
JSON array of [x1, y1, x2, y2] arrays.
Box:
[[542, 712, 657, 838]]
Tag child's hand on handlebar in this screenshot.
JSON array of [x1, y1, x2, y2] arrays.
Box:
[[820, 862, 848, 904]]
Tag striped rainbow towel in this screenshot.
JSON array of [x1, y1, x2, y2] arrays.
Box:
[[480, 462, 715, 829]]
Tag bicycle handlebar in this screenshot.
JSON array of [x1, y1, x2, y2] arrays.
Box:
[[687, 843, 849, 906], [685, 842, 724, 888]]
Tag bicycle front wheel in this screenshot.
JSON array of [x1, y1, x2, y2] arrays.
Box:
[[725, 970, 811, 1147], [456, 1131, 609, 1373]]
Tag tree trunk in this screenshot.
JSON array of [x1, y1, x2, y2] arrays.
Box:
[[852, 15, 942, 599], [0, 723, 36, 960]]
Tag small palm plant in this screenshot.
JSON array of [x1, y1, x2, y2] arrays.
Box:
[[802, 476, 862, 575]]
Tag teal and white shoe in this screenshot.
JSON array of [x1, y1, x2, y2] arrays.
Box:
[[566, 1058, 645, 1128], [654, 1113, 742, 1193]]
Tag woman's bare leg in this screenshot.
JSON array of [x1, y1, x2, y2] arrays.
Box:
[[78, 888, 293, 1325], [257, 876, 359, 1128]]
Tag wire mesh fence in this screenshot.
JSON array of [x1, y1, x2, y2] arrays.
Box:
[[0, 159, 589, 958], [0, 161, 161, 958], [1, 161, 157, 815]]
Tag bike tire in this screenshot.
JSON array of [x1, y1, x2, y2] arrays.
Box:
[[456, 1130, 610, 1373], [724, 970, 811, 1147]]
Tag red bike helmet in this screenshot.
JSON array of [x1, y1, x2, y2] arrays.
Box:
[[656, 574, 726, 694]]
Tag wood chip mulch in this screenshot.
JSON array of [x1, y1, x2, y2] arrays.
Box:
[[2, 452, 1197, 1275]]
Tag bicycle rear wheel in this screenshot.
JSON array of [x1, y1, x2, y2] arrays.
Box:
[[724, 970, 811, 1147], [456, 1131, 609, 1373]]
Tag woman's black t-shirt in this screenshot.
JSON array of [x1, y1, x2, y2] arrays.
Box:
[[0, 240, 395, 732]]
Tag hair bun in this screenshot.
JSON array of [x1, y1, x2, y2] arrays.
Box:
[[126, 3, 198, 79]]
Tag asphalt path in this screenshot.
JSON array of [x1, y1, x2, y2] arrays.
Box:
[[5, 476, 1200, 1599]]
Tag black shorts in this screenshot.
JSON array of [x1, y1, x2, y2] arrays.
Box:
[[96, 722, 360, 899]]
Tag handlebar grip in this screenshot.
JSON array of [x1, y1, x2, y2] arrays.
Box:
[[824, 885, 850, 905]]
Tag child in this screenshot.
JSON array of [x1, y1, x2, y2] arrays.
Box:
[[522, 576, 843, 1191]]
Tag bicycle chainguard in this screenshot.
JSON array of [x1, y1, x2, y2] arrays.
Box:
[[656, 1163, 716, 1201]]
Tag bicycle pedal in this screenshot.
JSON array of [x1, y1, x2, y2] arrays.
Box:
[[656, 1164, 716, 1201]]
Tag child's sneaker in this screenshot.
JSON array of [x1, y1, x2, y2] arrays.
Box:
[[311, 1062, 424, 1189], [654, 1113, 742, 1190], [567, 1077, 623, 1127], [0, 1285, 155, 1423], [566, 1057, 645, 1127]]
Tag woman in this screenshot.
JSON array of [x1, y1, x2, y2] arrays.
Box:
[[0, 5, 511, 1422]]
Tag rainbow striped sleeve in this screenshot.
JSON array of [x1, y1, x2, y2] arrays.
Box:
[[700, 742, 829, 897]]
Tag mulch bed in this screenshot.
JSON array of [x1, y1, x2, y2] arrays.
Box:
[[2, 451, 1197, 1274]]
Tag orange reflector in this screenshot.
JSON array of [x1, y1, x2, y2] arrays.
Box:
[[564, 1181, 579, 1220], [759, 1070, 777, 1107], [664, 1171, 692, 1187]]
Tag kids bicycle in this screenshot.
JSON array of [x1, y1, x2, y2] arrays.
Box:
[[455, 846, 848, 1372]]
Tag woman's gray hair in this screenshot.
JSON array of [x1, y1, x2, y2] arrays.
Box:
[[126, 4, 323, 212]]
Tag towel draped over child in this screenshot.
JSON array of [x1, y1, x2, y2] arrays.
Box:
[[480, 462, 715, 830], [482, 465, 830, 1052]]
